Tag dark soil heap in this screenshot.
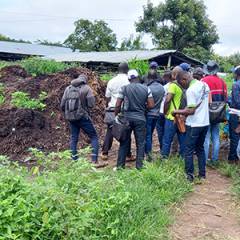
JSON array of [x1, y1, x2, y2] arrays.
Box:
[[0, 65, 106, 160]]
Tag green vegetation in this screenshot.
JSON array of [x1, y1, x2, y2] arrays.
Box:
[[100, 73, 115, 82], [128, 59, 149, 76], [20, 57, 77, 76], [11, 91, 47, 110], [219, 162, 240, 199], [0, 83, 5, 105], [0, 151, 191, 240]]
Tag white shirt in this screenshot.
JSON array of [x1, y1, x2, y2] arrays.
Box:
[[160, 82, 171, 114], [186, 80, 210, 127], [105, 74, 129, 108]]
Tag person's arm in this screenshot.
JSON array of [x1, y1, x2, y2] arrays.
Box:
[[105, 82, 111, 108], [60, 88, 68, 111], [115, 98, 123, 116], [146, 87, 154, 109], [164, 93, 174, 115], [106, 97, 111, 108], [173, 107, 196, 116], [114, 86, 125, 116], [86, 86, 95, 108]]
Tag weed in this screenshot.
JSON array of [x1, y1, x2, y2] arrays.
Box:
[[128, 59, 149, 76], [11, 91, 47, 110], [0, 152, 191, 240], [100, 73, 115, 81], [0, 83, 5, 105]]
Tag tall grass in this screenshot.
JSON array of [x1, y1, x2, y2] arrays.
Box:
[[0, 152, 191, 240]]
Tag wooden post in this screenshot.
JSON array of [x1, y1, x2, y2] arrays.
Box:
[[167, 55, 172, 69]]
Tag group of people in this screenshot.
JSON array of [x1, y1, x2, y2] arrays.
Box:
[[61, 60, 240, 182]]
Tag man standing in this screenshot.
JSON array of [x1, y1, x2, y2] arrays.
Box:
[[60, 74, 99, 164], [142, 61, 162, 85], [145, 70, 165, 157], [161, 66, 186, 158], [115, 70, 154, 169], [202, 61, 228, 165], [101, 62, 132, 161], [228, 67, 240, 164], [173, 71, 210, 182]]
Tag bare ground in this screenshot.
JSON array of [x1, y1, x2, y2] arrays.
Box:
[[170, 169, 240, 240]]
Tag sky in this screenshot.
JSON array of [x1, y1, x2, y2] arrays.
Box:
[[0, 0, 238, 56]]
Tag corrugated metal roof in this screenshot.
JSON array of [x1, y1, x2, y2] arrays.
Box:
[[0, 41, 73, 56], [45, 50, 177, 63]]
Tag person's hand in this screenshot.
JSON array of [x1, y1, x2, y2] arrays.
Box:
[[172, 111, 177, 116], [235, 124, 240, 134]]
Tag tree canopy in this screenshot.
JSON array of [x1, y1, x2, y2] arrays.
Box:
[[64, 19, 117, 52], [136, 0, 219, 55], [119, 34, 146, 51]]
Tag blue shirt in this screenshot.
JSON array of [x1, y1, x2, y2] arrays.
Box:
[[231, 80, 240, 110]]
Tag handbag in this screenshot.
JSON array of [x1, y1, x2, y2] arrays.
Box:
[[104, 107, 115, 125], [209, 81, 226, 124], [112, 114, 130, 142]]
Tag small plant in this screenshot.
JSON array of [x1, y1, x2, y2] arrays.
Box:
[[128, 58, 149, 76], [100, 73, 115, 81], [0, 83, 5, 105], [11, 91, 47, 110]]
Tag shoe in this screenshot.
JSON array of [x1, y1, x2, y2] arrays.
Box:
[[207, 160, 219, 169], [126, 155, 135, 162], [92, 161, 108, 168], [101, 154, 108, 161], [228, 160, 239, 165], [186, 174, 194, 182]]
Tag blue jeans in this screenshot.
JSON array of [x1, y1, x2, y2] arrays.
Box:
[[204, 123, 220, 162], [70, 118, 99, 162], [145, 115, 159, 155], [228, 114, 240, 161], [156, 114, 165, 149], [185, 126, 208, 178], [161, 119, 186, 158], [117, 119, 146, 169]]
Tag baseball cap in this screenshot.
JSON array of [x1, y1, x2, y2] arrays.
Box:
[[149, 61, 158, 68], [128, 69, 139, 80], [179, 63, 191, 72]]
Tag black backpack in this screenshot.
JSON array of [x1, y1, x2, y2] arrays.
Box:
[[64, 85, 87, 121]]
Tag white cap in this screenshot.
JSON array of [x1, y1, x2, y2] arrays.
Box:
[[127, 69, 139, 80]]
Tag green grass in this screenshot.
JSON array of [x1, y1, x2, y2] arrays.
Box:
[[219, 162, 240, 199], [0, 151, 192, 240]]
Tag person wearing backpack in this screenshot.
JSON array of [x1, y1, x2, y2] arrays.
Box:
[[60, 74, 99, 164], [202, 61, 228, 166], [172, 71, 210, 182], [161, 67, 187, 158]]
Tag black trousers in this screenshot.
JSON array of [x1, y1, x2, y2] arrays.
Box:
[[102, 124, 131, 156]]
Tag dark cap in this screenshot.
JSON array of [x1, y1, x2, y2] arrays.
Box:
[[203, 60, 219, 75], [149, 61, 159, 68], [235, 67, 240, 76]]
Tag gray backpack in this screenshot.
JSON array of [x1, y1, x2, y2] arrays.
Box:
[[64, 85, 86, 121]]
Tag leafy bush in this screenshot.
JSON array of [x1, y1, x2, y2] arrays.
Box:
[[128, 59, 149, 76], [0, 152, 191, 240], [0, 83, 5, 105], [19, 57, 78, 76], [100, 73, 115, 81], [11, 91, 47, 110]]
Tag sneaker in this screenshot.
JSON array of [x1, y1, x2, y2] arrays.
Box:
[[101, 154, 108, 161], [186, 174, 194, 182]]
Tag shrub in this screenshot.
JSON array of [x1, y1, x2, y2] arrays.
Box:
[[0, 151, 191, 240], [128, 59, 149, 76], [100, 73, 115, 81], [19, 57, 78, 76], [11, 91, 47, 110]]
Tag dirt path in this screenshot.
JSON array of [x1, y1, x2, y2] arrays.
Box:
[[170, 169, 240, 240]]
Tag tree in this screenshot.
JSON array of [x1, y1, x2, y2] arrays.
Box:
[[136, 0, 219, 53], [64, 19, 117, 52], [0, 33, 31, 43], [119, 34, 146, 51], [35, 40, 64, 47]]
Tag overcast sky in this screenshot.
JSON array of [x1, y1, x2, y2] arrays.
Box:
[[0, 0, 238, 56]]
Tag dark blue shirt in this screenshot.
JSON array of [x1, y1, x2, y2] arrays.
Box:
[[231, 80, 240, 110]]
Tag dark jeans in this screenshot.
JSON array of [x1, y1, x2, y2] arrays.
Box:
[[185, 126, 208, 178], [70, 118, 99, 162], [145, 114, 165, 155], [117, 119, 146, 169], [156, 114, 165, 150], [161, 119, 186, 158], [102, 124, 131, 157], [228, 114, 240, 161]]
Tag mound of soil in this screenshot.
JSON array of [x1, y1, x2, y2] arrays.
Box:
[[0, 65, 106, 160]]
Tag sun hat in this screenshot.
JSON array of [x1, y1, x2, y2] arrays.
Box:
[[203, 60, 219, 75]]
